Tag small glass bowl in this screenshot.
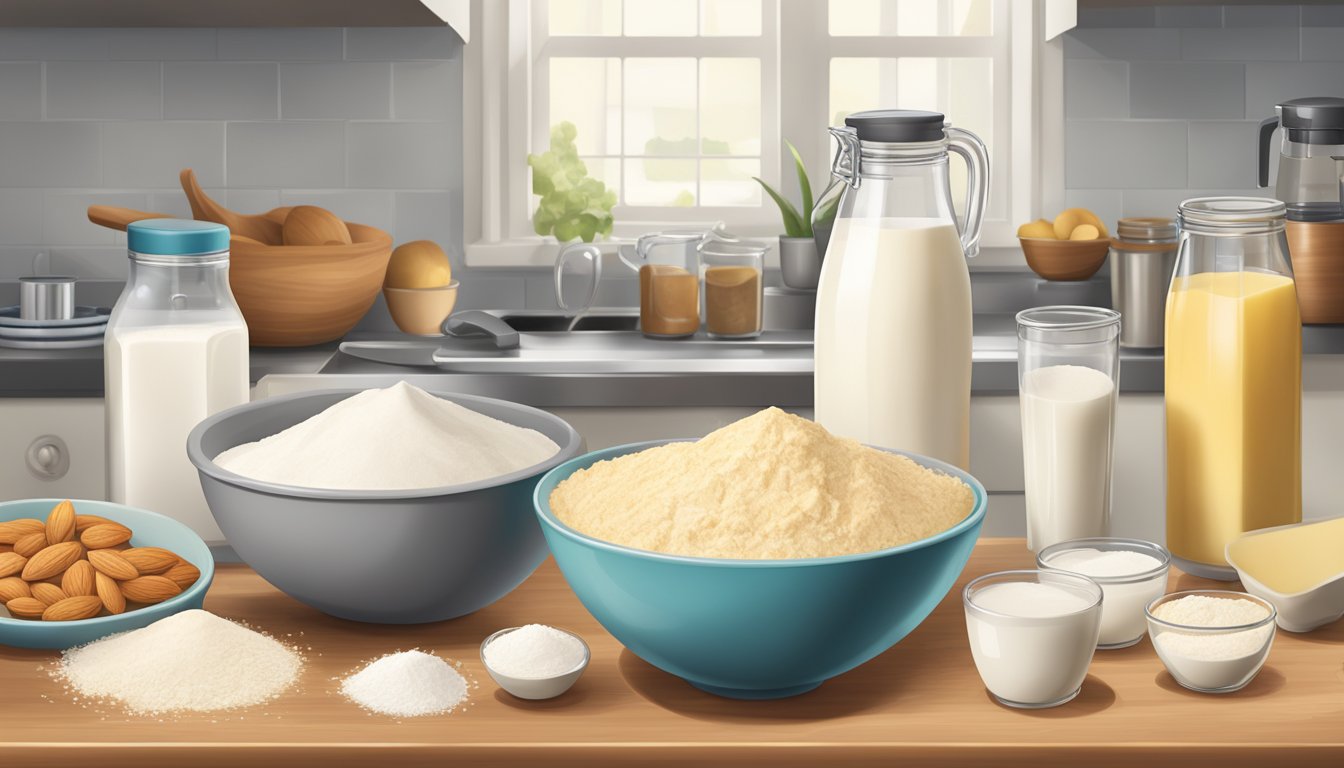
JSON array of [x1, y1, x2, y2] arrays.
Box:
[[1037, 537, 1171, 649], [1145, 590, 1276, 694], [480, 626, 590, 700]]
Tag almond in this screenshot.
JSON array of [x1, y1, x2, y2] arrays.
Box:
[[119, 575, 180, 604], [30, 582, 67, 606], [0, 518, 45, 545], [0, 552, 27, 579], [61, 560, 96, 597], [42, 595, 103, 622], [80, 523, 133, 550], [164, 562, 201, 591], [44, 500, 76, 546], [0, 576, 31, 603], [5, 596, 46, 619], [121, 547, 178, 575], [13, 531, 47, 559], [95, 572, 125, 615], [87, 549, 139, 581], [21, 541, 83, 581], [75, 514, 115, 533]]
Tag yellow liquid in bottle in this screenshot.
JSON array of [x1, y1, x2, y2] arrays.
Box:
[[1228, 517, 1344, 594], [1165, 271, 1302, 569]]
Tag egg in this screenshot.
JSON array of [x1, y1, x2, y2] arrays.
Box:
[[385, 240, 453, 289], [1069, 224, 1100, 241], [1016, 219, 1056, 239], [281, 206, 352, 246]]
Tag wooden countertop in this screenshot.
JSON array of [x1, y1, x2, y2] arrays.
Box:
[[1, 538, 1341, 767]]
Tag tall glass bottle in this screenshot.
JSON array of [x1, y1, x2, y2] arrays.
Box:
[[1165, 197, 1301, 580], [814, 109, 989, 470], [106, 219, 250, 544]]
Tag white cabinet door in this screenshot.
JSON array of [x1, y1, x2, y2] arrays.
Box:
[[0, 399, 105, 502]]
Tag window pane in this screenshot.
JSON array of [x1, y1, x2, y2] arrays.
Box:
[[624, 58, 697, 156], [625, 158, 697, 206], [829, 0, 991, 36], [700, 58, 760, 156], [701, 0, 762, 36], [548, 0, 621, 36], [701, 159, 760, 206], [549, 58, 622, 155], [623, 0, 696, 36]]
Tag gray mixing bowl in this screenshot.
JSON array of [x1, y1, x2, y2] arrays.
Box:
[[186, 388, 584, 624]]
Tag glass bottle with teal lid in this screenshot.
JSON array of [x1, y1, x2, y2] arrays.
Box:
[[106, 219, 250, 544]]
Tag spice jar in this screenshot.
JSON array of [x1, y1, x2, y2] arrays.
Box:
[[699, 240, 766, 339], [1110, 217, 1177, 349]]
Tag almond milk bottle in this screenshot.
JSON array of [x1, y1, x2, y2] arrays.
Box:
[[106, 220, 249, 543], [814, 110, 989, 470]]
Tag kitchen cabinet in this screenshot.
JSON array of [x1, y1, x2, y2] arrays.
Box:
[[0, 399, 104, 502], [3, 540, 1340, 767]]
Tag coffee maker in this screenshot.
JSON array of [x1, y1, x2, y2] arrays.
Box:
[[1258, 97, 1344, 323]]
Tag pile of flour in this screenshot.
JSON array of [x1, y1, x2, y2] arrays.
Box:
[[215, 381, 560, 491], [550, 407, 975, 559], [56, 609, 302, 714], [340, 650, 468, 717]]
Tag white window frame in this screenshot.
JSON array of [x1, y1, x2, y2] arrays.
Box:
[[464, 0, 1061, 269]]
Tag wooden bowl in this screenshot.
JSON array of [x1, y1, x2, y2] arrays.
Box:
[[230, 221, 393, 347], [1020, 237, 1110, 282], [383, 281, 460, 335]]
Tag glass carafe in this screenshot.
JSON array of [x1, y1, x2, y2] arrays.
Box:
[[1257, 97, 1344, 221], [1165, 197, 1301, 580], [813, 109, 989, 470]]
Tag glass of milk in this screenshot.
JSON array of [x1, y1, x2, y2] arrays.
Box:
[[1015, 307, 1122, 553], [1038, 537, 1170, 649], [963, 570, 1103, 708]]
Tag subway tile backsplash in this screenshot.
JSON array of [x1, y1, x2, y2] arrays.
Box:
[[0, 26, 463, 286], [1065, 4, 1344, 222]]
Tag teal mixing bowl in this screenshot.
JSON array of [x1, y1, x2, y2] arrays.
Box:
[[0, 499, 213, 650], [534, 440, 986, 699]]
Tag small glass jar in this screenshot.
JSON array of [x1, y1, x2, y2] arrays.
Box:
[[1110, 217, 1177, 349], [1146, 590, 1276, 693], [698, 240, 766, 339], [1038, 537, 1171, 649], [1015, 307, 1121, 553]]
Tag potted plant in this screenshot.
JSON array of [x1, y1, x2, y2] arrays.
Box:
[[527, 122, 616, 243], [753, 141, 838, 290]]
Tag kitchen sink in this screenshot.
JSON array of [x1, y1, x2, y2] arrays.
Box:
[[493, 311, 640, 333]]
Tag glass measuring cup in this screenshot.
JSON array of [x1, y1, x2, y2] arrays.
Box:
[[620, 231, 707, 339]]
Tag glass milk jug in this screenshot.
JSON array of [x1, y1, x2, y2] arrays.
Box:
[[106, 220, 250, 544], [1165, 198, 1301, 580], [814, 109, 989, 470]]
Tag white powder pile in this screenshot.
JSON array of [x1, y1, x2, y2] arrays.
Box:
[[340, 650, 468, 718], [483, 625, 587, 678], [1046, 548, 1163, 579], [550, 407, 976, 559], [215, 381, 560, 491], [1153, 595, 1273, 661], [57, 609, 302, 714]]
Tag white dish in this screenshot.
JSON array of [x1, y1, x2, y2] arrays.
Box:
[[480, 626, 589, 700], [0, 336, 104, 350], [0, 306, 110, 328], [1227, 521, 1344, 633]]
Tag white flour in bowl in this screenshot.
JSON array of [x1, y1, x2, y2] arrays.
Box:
[[339, 650, 468, 717], [214, 381, 560, 491], [56, 609, 302, 714]]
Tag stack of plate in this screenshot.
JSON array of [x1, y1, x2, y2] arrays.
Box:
[[0, 306, 110, 350]]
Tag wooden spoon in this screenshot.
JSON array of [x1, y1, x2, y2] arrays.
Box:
[[87, 205, 173, 232], [180, 168, 285, 245]]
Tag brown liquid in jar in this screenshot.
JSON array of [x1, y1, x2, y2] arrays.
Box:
[[704, 266, 762, 337], [639, 265, 699, 337]]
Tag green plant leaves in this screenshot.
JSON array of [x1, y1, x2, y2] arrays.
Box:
[[753, 176, 806, 237], [787, 140, 814, 235], [527, 121, 616, 243]]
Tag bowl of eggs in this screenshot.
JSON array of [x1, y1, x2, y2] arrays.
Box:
[[382, 241, 460, 335], [1018, 208, 1112, 281]]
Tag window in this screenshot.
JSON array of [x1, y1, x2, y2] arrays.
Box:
[[466, 0, 1040, 266]]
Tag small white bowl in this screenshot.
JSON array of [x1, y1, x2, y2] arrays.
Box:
[[1145, 590, 1276, 694], [1227, 521, 1344, 633], [480, 626, 590, 700]]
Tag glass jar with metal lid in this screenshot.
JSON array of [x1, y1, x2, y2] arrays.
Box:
[[1109, 217, 1177, 349]]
